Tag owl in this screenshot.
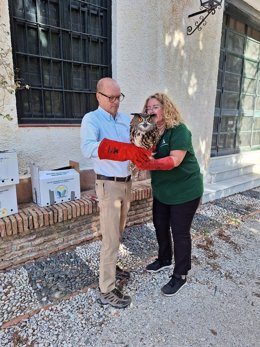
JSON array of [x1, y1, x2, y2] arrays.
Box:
[[129, 113, 160, 177], [130, 113, 160, 150]]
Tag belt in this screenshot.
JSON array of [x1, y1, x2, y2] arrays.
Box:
[[96, 174, 131, 182]]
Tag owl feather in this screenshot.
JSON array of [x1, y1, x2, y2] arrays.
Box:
[[129, 113, 160, 177], [130, 113, 160, 150]]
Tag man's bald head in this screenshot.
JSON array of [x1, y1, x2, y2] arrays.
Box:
[[96, 78, 120, 93], [96, 78, 122, 117]]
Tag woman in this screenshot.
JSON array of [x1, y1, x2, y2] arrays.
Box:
[[137, 93, 203, 296]]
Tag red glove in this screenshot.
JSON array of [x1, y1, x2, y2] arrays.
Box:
[[137, 156, 175, 171], [98, 138, 150, 166]]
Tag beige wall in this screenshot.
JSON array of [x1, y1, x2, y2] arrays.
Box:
[[114, 0, 224, 173], [0, 2, 82, 176], [0, 2, 17, 127], [240, 0, 260, 11], [2, 0, 254, 178]]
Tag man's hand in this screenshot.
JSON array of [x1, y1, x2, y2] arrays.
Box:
[[98, 138, 151, 165]]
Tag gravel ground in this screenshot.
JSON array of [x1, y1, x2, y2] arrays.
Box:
[[0, 187, 259, 347]]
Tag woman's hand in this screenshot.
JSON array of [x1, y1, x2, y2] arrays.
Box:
[[136, 150, 186, 171], [136, 156, 175, 170]]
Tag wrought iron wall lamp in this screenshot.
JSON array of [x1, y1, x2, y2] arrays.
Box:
[[187, 0, 223, 35]]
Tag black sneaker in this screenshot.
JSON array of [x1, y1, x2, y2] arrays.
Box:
[[161, 275, 187, 296], [116, 265, 130, 280], [98, 287, 131, 309], [146, 259, 172, 273]]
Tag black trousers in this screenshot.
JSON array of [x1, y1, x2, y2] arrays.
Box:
[[153, 197, 201, 275]]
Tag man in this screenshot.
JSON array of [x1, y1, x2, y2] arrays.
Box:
[[80, 77, 149, 308]]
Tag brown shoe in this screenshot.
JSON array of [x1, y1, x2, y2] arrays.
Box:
[[116, 265, 130, 280], [98, 288, 131, 309]]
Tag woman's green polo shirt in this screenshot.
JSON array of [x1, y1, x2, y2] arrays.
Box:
[[150, 123, 203, 205]]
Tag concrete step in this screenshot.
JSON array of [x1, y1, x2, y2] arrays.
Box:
[[209, 163, 254, 183], [202, 172, 260, 204]]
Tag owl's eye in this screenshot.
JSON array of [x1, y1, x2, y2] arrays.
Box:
[[138, 117, 143, 123]]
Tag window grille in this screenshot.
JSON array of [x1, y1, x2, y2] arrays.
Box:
[[212, 11, 260, 156], [8, 0, 112, 124]]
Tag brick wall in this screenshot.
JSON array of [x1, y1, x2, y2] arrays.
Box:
[[0, 180, 153, 271]]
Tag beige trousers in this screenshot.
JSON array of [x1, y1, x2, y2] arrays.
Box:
[[95, 179, 132, 293]]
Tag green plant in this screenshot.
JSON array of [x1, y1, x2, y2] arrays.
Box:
[[202, 229, 209, 236], [227, 216, 241, 226]]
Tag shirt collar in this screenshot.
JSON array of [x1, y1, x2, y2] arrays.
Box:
[[98, 106, 119, 121]]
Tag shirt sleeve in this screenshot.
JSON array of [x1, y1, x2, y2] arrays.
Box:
[[170, 124, 192, 151], [80, 113, 101, 158]]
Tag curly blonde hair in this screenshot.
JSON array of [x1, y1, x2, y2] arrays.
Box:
[[142, 93, 184, 128]]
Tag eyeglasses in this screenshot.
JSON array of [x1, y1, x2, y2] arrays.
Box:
[[98, 91, 125, 102], [145, 105, 162, 112]]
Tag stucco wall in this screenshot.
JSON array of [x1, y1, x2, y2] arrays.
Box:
[[1, 0, 225, 176], [0, 2, 86, 175], [0, 2, 81, 175], [114, 0, 224, 173], [240, 0, 260, 12], [0, 2, 18, 128]]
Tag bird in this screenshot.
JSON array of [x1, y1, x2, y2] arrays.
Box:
[[129, 112, 160, 177]]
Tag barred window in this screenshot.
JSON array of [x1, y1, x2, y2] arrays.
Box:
[[212, 11, 260, 157], [8, 0, 112, 124]]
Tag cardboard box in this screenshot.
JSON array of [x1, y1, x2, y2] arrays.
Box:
[[0, 184, 18, 218], [31, 163, 80, 207], [0, 150, 19, 186]]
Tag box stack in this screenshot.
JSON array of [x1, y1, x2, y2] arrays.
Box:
[[0, 150, 19, 218]]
